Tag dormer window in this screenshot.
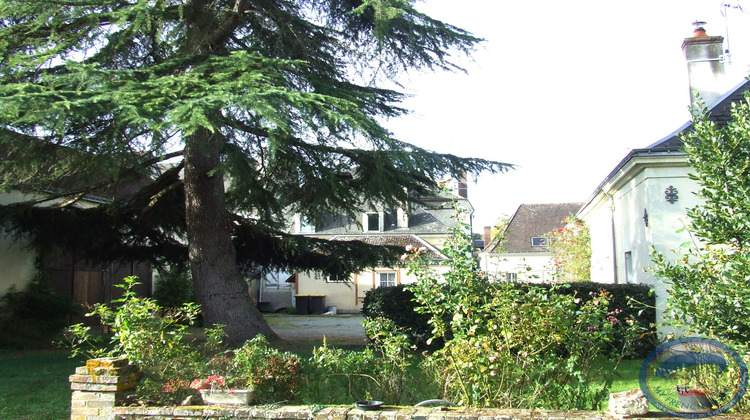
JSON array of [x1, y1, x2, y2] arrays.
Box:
[[363, 211, 384, 232], [295, 214, 315, 233], [531, 237, 548, 247]]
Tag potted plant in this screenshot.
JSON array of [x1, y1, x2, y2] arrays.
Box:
[[190, 374, 255, 405], [191, 336, 300, 406]]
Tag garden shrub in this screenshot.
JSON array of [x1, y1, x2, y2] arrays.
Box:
[[0, 278, 82, 349], [153, 263, 196, 310], [518, 281, 657, 358], [404, 207, 645, 409], [198, 335, 301, 403], [69, 276, 225, 404], [361, 284, 442, 351], [364, 280, 655, 358], [300, 319, 429, 406]]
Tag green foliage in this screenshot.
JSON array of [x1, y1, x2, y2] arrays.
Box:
[[364, 277, 656, 359], [546, 216, 591, 282], [153, 262, 196, 309], [68, 276, 225, 404], [200, 335, 302, 403], [521, 281, 657, 358], [405, 208, 644, 409], [0, 0, 510, 343], [361, 284, 441, 351], [652, 95, 750, 362], [300, 329, 428, 405], [0, 278, 82, 349]]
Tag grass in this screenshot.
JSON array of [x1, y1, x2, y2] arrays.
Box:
[[609, 358, 642, 394], [0, 349, 84, 420]]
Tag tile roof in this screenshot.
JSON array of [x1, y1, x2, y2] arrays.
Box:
[[312, 198, 466, 236], [329, 234, 447, 261], [487, 203, 582, 254]]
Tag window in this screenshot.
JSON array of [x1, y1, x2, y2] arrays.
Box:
[[326, 275, 349, 283], [367, 213, 379, 231], [505, 272, 518, 281], [296, 214, 315, 233], [377, 272, 396, 288], [531, 237, 548, 247], [364, 212, 384, 232], [624, 251, 634, 284]]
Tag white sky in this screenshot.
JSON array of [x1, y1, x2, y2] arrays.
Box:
[[384, 0, 750, 230]]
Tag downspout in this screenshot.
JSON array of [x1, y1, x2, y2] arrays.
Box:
[[604, 191, 619, 284]]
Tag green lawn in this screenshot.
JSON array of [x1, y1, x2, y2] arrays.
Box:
[[609, 358, 642, 394], [0, 350, 84, 420]]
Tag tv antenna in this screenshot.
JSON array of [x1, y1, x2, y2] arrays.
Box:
[[720, 0, 749, 64]]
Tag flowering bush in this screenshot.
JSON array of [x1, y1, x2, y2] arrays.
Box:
[[546, 216, 591, 282], [404, 207, 642, 409]]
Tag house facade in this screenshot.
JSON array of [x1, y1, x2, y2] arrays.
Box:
[[480, 203, 581, 282], [287, 184, 470, 313], [577, 26, 749, 329]]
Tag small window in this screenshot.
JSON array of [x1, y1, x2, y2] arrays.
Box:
[[367, 213, 380, 231], [296, 214, 315, 233], [377, 272, 396, 288], [531, 237, 548, 247], [326, 275, 349, 283], [624, 251, 634, 284], [505, 272, 518, 281]]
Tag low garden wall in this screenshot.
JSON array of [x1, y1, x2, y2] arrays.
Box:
[[70, 358, 738, 420]]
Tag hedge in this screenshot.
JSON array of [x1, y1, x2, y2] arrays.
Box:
[[362, 281, 656, 358]]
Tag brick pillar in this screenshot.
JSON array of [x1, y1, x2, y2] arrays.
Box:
[[69, 357, 137, 420]]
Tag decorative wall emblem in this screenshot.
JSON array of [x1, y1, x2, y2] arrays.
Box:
[[643, 209, 649, 227], [665, 186, 679, 204]]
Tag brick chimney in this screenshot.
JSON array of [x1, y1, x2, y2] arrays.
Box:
[[682, 22, 727, 108], [483, 226, 492, 247]]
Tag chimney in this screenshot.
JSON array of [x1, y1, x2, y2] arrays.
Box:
[[396, 207, 409, 229], [682, 22, 726, 108], [483, 226, 492, 247], [457, 174, 468, 199]]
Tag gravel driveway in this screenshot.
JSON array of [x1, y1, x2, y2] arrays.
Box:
[[265, 314, 367, 346]]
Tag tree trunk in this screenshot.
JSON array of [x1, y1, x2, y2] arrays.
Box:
[[183, 129, 276, 344]]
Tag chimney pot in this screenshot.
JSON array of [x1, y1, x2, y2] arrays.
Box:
[[682, 21, 726, 108]]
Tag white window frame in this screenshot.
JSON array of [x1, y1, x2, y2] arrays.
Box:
[[326, 275, 350, 283], [376, 271, 397, 288], [363, 211, 384, 232]]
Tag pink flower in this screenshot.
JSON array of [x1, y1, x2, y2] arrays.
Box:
[[190, 375, 226, 390]]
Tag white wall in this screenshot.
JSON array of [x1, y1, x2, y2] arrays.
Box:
[[481, 252, 556, 282], [578, 192, 616, 284], [580, 156, 701, 335]]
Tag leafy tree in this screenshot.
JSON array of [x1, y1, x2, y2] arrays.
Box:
[[546, 216, 591, 282], [0, 0, 509, 343], [652, 96, 750, 358]]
